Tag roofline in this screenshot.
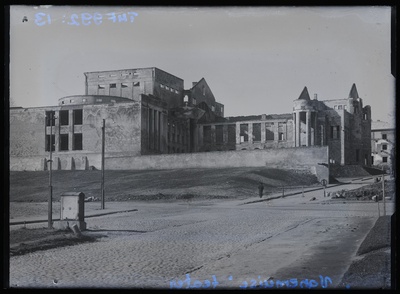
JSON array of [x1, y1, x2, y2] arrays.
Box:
[[84, 67, 184, 81], [190, 77, 206, 89]]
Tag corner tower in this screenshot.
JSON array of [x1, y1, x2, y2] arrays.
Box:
[[292, 87, 318, 147]]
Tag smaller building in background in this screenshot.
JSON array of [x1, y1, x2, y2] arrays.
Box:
[[371, 120, 395, 171]]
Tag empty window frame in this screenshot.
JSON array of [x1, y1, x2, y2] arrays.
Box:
[[330, 125, 340, 139], [133, 82, 140, 87], [60, 134, 69, 151], [279, 132, 284, 141], [382, 144, 388, 150], [382, 157, 388, 163], [73, 133, 83, 150], [160, 84, 165, 88], [228, 125, 236, 143], [98, 84, 105, 89], [253, 123, 261, 142], [203, 126, 212, 144], [45, 134, 55, 151], [73, 109, 83, 125], [240, 124, 249, 142], [338, 105, 343, 110], [121, 83, 129, 88], [59, 110, 69, 126], [45, 111, 56, 126], [382, 134, 387, 140], [216, 125, 224, 144], [265, 123, 274, 141], [110, 83, 117, 88]]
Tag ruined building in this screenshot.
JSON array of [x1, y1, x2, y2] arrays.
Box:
[[10, 67, 371, 171], [200, 84, 372, 167]]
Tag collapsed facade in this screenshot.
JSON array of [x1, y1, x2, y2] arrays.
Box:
[[10, 67, 371, 171]]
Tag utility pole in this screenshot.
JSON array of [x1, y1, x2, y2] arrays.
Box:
[[382, 167, 386, 216], [101, 119, 105, 209], [48, 112, 54, 229]]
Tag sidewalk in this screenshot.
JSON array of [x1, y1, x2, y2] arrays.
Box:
[[241, 176, 380, 206], [10, 202, 139, 226]]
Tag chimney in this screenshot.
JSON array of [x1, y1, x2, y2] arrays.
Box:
[[314, 93, 318, 100]]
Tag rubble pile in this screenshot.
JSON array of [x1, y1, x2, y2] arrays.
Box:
[[329, 179, 394, 201]]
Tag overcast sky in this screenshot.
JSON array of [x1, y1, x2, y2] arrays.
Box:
[[10, 6, 394, 123]]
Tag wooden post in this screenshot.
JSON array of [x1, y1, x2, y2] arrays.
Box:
[[48, 112, 54, 229], [101, 119, 105, 210], [382, 168, 386, 216], [377, 195, 381, 217]]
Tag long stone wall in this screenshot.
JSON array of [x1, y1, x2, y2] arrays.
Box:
[[107, 146, 330, 182], [10, 146, 329, 182]]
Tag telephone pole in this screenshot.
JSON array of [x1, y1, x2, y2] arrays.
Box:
[[101, 119, 105, 209], [48, 112, 54, 228]]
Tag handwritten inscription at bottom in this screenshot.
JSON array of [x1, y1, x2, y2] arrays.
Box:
[[170, 274, 335, 289]]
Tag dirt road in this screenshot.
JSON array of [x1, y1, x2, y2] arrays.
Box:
[[10, 189, 394, 289]]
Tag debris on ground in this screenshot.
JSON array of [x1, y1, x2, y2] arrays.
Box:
[[329, 179, 394, 201], [84, 196, 100, 202]]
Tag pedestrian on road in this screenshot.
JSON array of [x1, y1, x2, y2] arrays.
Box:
[[258, 182, 264, 198]]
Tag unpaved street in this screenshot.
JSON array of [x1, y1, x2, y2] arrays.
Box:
[[10, 188, 394, 289]]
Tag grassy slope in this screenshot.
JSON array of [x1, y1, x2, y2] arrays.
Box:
[[10, 167, 319, 202]]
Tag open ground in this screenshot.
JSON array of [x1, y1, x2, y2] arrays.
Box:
[[9, 168, 395, 289]]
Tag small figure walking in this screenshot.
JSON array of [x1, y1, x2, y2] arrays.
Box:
[[258, 182, 264, 198]]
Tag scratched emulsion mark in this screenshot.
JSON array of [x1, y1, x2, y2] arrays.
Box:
[[169, 274, 336, 289], [33, 11, 138, 27]]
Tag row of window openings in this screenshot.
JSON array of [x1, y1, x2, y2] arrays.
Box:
[[240, 132, 285, 143], [46, 110, 83, 126], [98, 72, 137, 78], [98, 82, 140, 89], [45, 133, 82, 151], [203, 128, 285, 143], [334, 105, 347, 110], [160, 84, 179, 94]]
